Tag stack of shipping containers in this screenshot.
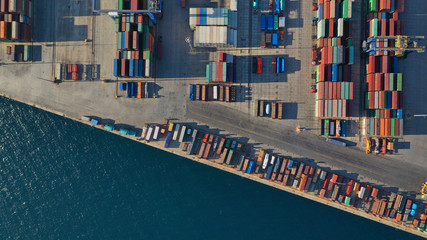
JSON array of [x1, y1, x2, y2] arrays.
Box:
[[314, 0, 354, 135], [113, 13, 155, 78], [116, 0, 157, 11], [205, 52, 236, 83], [364, 0, 404, 137], [189, 8, 238, 47], [0, 0, 32, 42]]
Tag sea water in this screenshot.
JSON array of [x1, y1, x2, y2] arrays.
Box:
[[0, 97, 421, 239]]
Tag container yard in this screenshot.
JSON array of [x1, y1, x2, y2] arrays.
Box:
[[0, 0, 32, 42], [0, 0, 427, 237]]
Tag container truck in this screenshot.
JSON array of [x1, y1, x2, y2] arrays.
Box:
[[247, 159, 255, 174], [179, 126, 187, 142], [216, 138, 225, 154], [145, 126, 153, 141], [172, 124, 181, 140], [189, 84, 194, 101], [164, 132, 172, 148], [153, 125, 160, 140]]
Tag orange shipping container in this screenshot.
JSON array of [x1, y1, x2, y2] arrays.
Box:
[[385, 118, 391, 136], [0, 21, 6, 39], [328, 46, 333, 64], [337, 82, 341, 99], [329, 19, 334, 38], [328, 81, 333, 99], [332, 82, 337, 99], [349, 82, 354, 100], [380, 119, 385, 136]]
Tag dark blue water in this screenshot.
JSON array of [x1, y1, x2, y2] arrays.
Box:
[[0, 96, 422, 240]]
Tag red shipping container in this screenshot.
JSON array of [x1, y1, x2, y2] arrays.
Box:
[[131, 0, 138, 10], [132, 32, 139, 50], [378, 91, 383, 109], [1, 0, 7, 13], [384, 73, 389, 90], [318, 99, 325, 117], [380, 119, 385, 136], [319, 63, 325, 82], [72, 64, 78, 72], [337, 37, 341, 46], [325, 82, 329, 100], [332, 82, 337, 99], [216, 62, 222, 82], [366, 74, 373, 91], [138, 14, 143, 23], [219, 52, 226, 62], [337, 82, 341, 99], [389, 19, 395, 36], [381, 19, 386, 36], [385, 109, 391, 118], [393, 12, 399, 21], [368, 56, 375, 74], [319, 0, 324, 4], [392, 91, 398, 109], [318, 82, 324, 99], [72, 71, 78, 81], [328, 46, 333, 65], [329, 19, 334, 38], [369, 92, 375, 109], [382, 56, 389, 73], [324, 1, 330, 19], [396, 0, 405, 12], [121, 59, 128, 76], [124, 31, 130, 49], [349, 82, 353, 100], [321, 48, 326, 64]]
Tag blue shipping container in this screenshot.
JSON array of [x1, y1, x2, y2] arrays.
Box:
[[189, 84, 194, 101], [332, 64, 338, 81], [268, 15, 273, 30], [276, 57, 280, 73], [318, 4, 323, 20], [397, 109, 403, 119], [164, 132, 172, 148], [280, 58, 285, 72], [122, 32, 126, 50], [287, 160, 293, 168], [272, 33, 278, 46], [393, 57, 398, 73], [266, 165, 274, 180], [276, 0, 280, 14], [261, 14, 266, 30], [341, 120, 347, 137], [120, 82, 126, 90], [326, 138, 347, 147], [114, 59, 120, 77], [90, 119, 99, 125], [133, 82, 137, 97], [127, 82, 132, 98], [138, 60, 144, 77], [129, 59, 135, 77], [348, 46, 354, 64], [247, 159, 255, 173]]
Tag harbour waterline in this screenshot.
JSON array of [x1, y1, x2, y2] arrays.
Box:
[[0, 96, 421, 239]]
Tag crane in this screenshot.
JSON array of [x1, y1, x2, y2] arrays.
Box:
[[364, 35, 425, 54]]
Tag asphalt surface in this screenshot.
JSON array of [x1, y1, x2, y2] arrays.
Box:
[[186, 101, 426, 192]]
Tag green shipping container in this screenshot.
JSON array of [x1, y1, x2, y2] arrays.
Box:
[[143, 26, 149, 34], [115, 23, 120, 33], [390, 73, 395, 91], [344, 82, 349, 99], [324, 119, 330, 136], [345, 196, 351, 206], [332, 38, 337, 47], [138, 23, 143, 32], [226, 150, 234, 165], [396, 73, 402, 91], [126, 22, 131, 31], [343, 1, 348, 19], [118, 33, 122, 49], [23, 45, 31, 61], [375, 110, 380, 118], [118, 0, 123, 10], [369, 0, 377, 12], [371, 19, 378, 37], [274, 15, 279, 30], [347, 38, 353, 47], [206, 64, 210, 83], [146, 51, 151, 59], [333, 47, 338, 64], [391, 119, 396, 136], [142, 33, 146, 49]]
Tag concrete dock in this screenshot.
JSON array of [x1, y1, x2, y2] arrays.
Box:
[[0, 0, 427, 234]]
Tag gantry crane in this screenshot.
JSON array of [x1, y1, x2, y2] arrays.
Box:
[[364, 35, 425, 54]]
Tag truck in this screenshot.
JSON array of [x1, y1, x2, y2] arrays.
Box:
[[265, 155, 276, 180], [201, 85, 207, 101], [186, 129, 198, 155], [153, 125, 160, 140], [195, 84, 200, 100], [164, 132, 172, 148], [168, 122, 175, 132], [161, 119, 169, 134], [278, 102, 283, 119], [172, 124, 181, 140], [272, 102, 277, 119], [189, 84, 194, 101], [216, 138, 225, 154], [179, 126, 187, 143], [247, 158, 255, 174], [145, 126, 154, 141], [141, 124, 148, 139]]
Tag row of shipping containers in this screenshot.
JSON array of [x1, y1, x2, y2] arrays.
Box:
[[365, 91, 402, 110], [114, 58, 151, 78], [0, 0, 32, 42], [316, 81, 354, 100], [189, 8, 238, 30], [257, 101, 284, 120], [365, 118, 402, 136], [316, 99, 349, 118], [206, 52, 236, 83], [114, 14, 155, 78], [367, 0, 404, 13], [319, 46, 353, 65], [364, 3, 405, 137], [153, 120, 426, 231], [261, 14, 285, 31], [366, 73, 402, 91], [116, 0, 158, 11], [317, 18, 353, 39], [189, 84, 236, 102], [317, 64, 352, 82], [317, 0, 353, 20], [366, 109, 403, 119], [119, 81, 149, 98], [260, 31, 279, 48], [321, 119, 347, 137], [193, 26, 237, 47]]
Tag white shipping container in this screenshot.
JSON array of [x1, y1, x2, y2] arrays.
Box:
[[279, 17, 285, 28], [189, 8, 197, 29], [374, 91, 379, 109], [153, 126, 160, 140], [330, 0, 335, 19], [337, 18, 344, 37], [317, 20, 325, 39], [348, 1, 352, 19], [213, 86, 218, 100], [11, 21, 18, 40], [173, 124, 181, 140], [230, 0, 237, 11], [179, 126, 187, 143], [145, 126, 153, 141], [9, 0, 17, 12], [145, 60, 150, 77]]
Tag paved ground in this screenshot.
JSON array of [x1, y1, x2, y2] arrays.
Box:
[[0, 0, 426, 192]]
